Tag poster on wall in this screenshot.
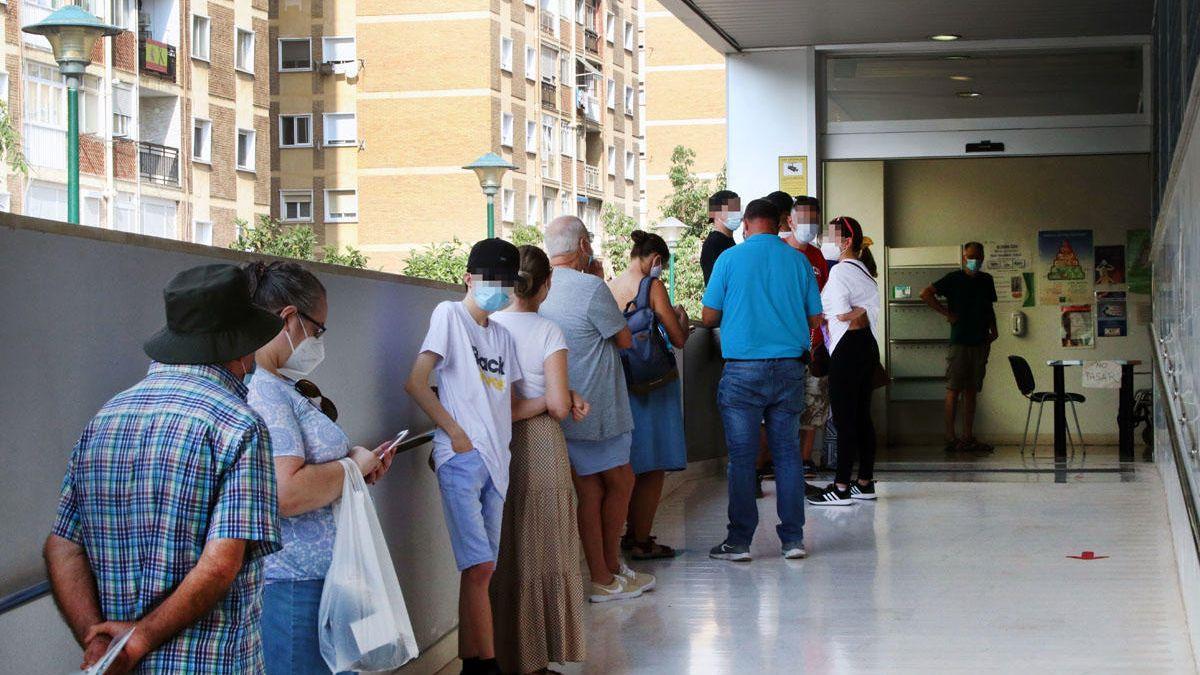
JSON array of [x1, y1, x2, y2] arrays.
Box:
[[778, 156, 808, 195], [1060, 304, 1095, 348], [1096, 291, 1128, 337], [1127, 229, 1152, 294], [1022, 273, 1036, 308], [1094, 245, 1126, 286], [983, 241, 1030, 303], [1038, 229, 1093, 305]]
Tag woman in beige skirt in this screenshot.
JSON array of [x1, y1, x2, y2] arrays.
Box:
[[490, 245, 590, 674]]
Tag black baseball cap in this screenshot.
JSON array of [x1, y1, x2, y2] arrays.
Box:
[[467, 238, 520, 284]]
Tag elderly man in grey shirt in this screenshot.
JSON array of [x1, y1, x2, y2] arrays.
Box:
[[539, 215, 656, 602]]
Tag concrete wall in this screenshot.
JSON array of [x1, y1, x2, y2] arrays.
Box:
[[864, 154, 1153, 443], [0, 214, 462, 667]]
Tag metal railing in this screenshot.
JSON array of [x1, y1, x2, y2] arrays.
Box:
[[138, 142, 180, 185], [541, 81, 558, 111], [139, 36, 177, 82], [585, 29, 600, 54]]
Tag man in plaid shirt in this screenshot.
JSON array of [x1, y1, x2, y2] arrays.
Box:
[[44, 264, 285, 674]]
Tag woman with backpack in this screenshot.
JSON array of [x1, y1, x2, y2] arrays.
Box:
[[608, 230, 691, 559]]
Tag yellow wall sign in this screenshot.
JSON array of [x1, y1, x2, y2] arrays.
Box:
[[778, 156, 808, 195]]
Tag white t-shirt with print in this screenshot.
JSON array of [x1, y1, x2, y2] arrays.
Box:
[[420, 301, 524, 495], [490, 310, 567, 400]]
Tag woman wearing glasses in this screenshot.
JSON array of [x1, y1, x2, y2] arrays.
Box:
[[243, 260, 396, 675]]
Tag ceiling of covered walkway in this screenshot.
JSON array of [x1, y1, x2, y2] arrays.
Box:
[[657, 0, 1154, 52]]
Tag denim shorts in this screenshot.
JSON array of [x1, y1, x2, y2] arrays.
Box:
[[437, 449, 505, 571], [262, 579, 350, 675]]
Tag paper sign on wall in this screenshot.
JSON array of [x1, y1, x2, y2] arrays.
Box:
[[1039, 229, 1093, 305], [778, 156, 808, 195], [1060, 304, 1095, 348], [1096, 291, 1127, 337], [1082, 361, 1122, 389], [984, 241, 1029, 303]]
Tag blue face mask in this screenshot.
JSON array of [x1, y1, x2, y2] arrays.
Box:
[[724, 211, 743, 232], [473, 284, 512, 312], [965, 258, 981, 272]]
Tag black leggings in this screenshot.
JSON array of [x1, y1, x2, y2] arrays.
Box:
[[829, 328, 879, 485]]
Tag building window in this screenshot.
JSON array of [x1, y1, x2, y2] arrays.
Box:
[[624, 85, 634, 115], [525, 120, 537, 153], [140, 198, 177, 239], [112, 83, 132, 138], [193, 220, 213, 245], [624, 20, 634, 51], [499, 36, 513, 72], [191, 15, 210, 61], [111, 0, 135, 32], [235, 28, 255, 73], [525, 45, 536, 81], [543, 188, 556, 223], [605, 12, 615, 43], [500, 112, 514, 147], [192, 118, 211, 163], [527, 194, 538, 224], [322, 112, 357, 147], [114, 192, 136, 233], [625, 150, 635, 179], [575, 0, 585, 24], [540, 47, 558, 84], [280, 190, 313, 222], [280, 114, 312, 147], [607, 145, 616, 176], [606, 78, 615, 109], [78, 75, 102, 135], [236, 128, 255, 171], [502, 188, 515, 222], [322, 36, 356, 63], [561, 55, 572, 84], [560, 123, 572, 157], [542, 114, 557, 155], [279, 38, 311, 72], [325, 189, 358, 222]]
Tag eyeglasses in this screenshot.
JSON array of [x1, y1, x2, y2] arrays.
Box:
[[295, 379, 338, 422], [298, 311, 327, 338]]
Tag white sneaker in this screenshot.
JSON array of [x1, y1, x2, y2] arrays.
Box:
[[589, 576, 643, 603], [782, 543, 807, 559], [617, 563, 656, 593]]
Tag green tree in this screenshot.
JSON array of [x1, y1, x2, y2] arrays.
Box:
[[402, 239, 468, 285], [600, 204, 637, 275], [0, 103, 28, 178], [510, 223, 544, 247], [657, 146, 713, 238], [229, 214, 368, 269]]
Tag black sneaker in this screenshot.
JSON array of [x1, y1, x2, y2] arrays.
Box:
[[709, 542, 752, 562], [850, 481, 877, 501], [804, 482, 825, 499], [803, 460, 818, 479], [807, 483, 853, 506], [758, 461, 775, 480]]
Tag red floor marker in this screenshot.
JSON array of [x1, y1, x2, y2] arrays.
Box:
[[1066, 550, 1109, 560]]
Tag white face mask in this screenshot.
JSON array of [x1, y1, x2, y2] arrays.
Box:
[[794, 222, 820, 243], [723, 211, 743, 232], [820, 242, 841, 260], [278, 316, 325, 380], [779, 231, 793, 240]]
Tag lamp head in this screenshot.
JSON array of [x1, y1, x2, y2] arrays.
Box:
[[23, 5, 122, 77], [464, 152, 516, 197], [654, 216, 686, 248]]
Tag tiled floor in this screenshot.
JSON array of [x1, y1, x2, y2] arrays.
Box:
[[567, 469, 1194, 673]]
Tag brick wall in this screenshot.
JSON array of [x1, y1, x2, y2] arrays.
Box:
[[112, 31, 137, 74], [312, 99, 325, 170], [209, 106, 237, 200], [6, 2, 19, 45], [512, 105, 526, 173], [209, 4, 236, 100], [254, 115, 270, 205], [253, 17, 269, 108], [114, 139, 138, 182], [80, 135, 106, 177], [513, 176, 527, 223], [269, 176, 281, 219], [513, 31, 526, 101], [614, 136, 626, 198], [312, 175, 326, 243], [211, 206, 238, 246]]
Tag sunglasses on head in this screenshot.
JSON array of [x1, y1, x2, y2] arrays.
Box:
[[295, 379, 338, 422]]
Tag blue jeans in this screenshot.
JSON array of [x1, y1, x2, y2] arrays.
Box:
[[718, 358, 807, 547], [262, 579, 351, 675]]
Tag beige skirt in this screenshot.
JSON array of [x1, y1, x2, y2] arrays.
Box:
[[491, 413, 587, 674]]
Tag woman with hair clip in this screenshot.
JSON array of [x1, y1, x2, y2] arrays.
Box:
[[241, 260, 400, 675], [608, 230, 690, 559], [489, 245, 590, 675], [807, 217, 883, 507]]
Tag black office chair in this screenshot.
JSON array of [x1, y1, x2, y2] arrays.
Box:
[[1007, 355, 1086, 459]]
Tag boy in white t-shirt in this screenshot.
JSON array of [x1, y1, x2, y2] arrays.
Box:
[[405, 238, 539, 675]]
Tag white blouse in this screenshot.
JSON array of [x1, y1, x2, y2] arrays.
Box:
[[821, 259, 881, 355]]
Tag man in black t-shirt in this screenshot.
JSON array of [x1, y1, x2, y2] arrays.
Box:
[[700, 190, 741, 284], [920, 242, 998, 453]]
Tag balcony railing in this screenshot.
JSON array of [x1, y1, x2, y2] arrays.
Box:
[[139, 142, 180, 185], [541, 81, 558, 111], [584, 164, 601, 192], [539, 13, 557, 37], [585, 29, 600, 55], [578, 93, 601, 123], [139, 37, 176, 82]]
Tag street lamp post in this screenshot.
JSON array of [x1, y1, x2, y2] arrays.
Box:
[[23, 6, 121, 225], [655, 217, 687, 304], [464, 152, 516, 239]]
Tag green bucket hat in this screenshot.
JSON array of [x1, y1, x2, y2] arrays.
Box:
[[144, 264, 284, 365]]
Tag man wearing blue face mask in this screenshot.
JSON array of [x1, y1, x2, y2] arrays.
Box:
[[701, 190, 741, 285], [921, 241, 998, 454], [407, 238, 537, 675]]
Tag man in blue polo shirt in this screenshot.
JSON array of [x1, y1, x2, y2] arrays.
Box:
[[701, 197, 823, 562]]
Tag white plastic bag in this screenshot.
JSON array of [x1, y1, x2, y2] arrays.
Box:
[[318, 458, 419, 672]]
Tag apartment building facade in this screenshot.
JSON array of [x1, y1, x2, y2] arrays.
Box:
[[640, 0, 726, 223], [2, 0, 268, 244], [271, 0, 644, 272]]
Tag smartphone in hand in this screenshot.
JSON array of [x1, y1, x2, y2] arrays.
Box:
[[382, 429, 409, 456]]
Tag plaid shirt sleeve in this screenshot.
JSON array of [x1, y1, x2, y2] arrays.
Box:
[[51, 443, 83, 544], [207, 421, 282, 562]]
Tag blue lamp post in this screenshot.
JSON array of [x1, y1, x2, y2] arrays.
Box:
[[464, 152, 517, 238], [23, 5, 121, 225]]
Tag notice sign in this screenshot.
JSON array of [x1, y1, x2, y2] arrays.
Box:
[[984, 241, 1030, 303], [1096, 291, 1128, 337], [778, 156, 808, 195], [1082, 361, 1122, 389]]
